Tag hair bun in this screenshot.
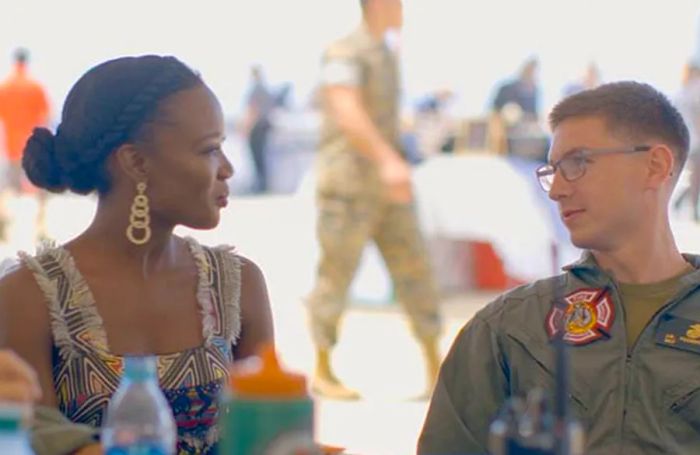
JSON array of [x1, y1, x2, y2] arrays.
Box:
[[22, 127, 66, 192]]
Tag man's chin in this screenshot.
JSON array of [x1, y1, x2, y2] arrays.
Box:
[[569, 232, 595, 250]]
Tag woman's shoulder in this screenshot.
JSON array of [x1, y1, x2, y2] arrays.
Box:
[[0, 256, 51, 329], [0, 258, 38, 292], [200, 243, 262, 282], [0, 239, 74, 307], [180, 236, 267, 287], [238, 255, 264, 282], [182, 236, 244, 267]]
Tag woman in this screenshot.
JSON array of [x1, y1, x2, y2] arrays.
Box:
[[0, 55, 274, 454]]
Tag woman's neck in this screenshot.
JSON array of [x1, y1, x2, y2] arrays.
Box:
[[74, 196, 181, 274]]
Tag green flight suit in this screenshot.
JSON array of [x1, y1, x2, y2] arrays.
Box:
[[419, 253, 700, 455]]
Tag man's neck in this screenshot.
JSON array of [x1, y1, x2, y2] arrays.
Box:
[[13, 62, 27, 76], [592, 228, 688, 284]]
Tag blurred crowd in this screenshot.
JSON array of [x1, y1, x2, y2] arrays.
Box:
[[222, 54, 700, 223]]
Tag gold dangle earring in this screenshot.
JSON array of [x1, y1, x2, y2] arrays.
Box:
[[126, 182, 151, 245]]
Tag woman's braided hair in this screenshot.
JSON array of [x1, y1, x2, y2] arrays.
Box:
[[23, 55, 202, 194]]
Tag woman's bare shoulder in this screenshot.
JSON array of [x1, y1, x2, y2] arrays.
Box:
[[0, 261, 51, 328]]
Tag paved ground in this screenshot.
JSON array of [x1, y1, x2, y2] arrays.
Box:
[[311, 295, 494, 455]]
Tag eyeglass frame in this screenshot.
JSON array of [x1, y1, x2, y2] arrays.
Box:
[[535, 145, 652, 191]]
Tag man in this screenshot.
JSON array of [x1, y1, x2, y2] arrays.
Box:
[[419, 82, 699, 454], [307, 0, 441, 400], [0, 48, 50, 240], [244, 65, 274, 194]]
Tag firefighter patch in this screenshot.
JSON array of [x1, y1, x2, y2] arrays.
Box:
[[545, 288, 615, 345]]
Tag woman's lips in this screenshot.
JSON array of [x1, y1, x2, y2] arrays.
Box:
[[216, 195, 229, 208]]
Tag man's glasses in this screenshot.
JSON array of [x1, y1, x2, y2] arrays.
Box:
[[535, 145, 651, 191]]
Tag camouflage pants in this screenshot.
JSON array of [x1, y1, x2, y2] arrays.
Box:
[[307, 152, 442, 349]]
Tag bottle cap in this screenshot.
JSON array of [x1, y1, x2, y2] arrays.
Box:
[[123, 355, 157, 382], [229, 343, 307, 399]]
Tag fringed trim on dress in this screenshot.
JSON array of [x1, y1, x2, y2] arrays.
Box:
[[18, 241, 75, 360]]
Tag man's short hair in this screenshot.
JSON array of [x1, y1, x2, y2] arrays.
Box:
[[13, 48, 28, 65], [549, 81, 690, 172]]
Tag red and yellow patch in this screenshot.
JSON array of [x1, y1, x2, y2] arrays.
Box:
[[545, 288, 615, 345]]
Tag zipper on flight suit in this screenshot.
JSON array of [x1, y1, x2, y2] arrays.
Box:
[[606, 280, 630, 454]]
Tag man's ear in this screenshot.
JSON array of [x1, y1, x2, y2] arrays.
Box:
[[114, 143, 149, 182], [645, 144, 675, 189]]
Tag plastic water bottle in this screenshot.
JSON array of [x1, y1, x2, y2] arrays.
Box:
[[101, 356, 177, 455], [218, 343, 318, 455], [0, 403, 34, 455]]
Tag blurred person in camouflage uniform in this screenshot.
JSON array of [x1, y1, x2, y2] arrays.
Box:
[[306, 0, 442, 400]]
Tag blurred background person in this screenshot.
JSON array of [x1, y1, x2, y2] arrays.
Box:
[[0, 48, 51, 241], [411, 88, 456, 158], [492, 56, 540, 122], [673, 59, 700, 220], [306, 0, 442, 400], [562, 61, 602, 97], [243, 64, 275, 194], [490, 57, 548, 161]]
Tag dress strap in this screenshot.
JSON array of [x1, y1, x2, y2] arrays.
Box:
[[19, 240, 109, 359], [184, 237, 241, 348]]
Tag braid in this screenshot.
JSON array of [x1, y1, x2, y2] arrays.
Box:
[[60, 58, 201, 194]]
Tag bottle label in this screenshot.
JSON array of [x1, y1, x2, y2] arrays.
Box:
[[104, 442, 171, 455], [218, 398, 315, 455], [265, 431, 319, 455]]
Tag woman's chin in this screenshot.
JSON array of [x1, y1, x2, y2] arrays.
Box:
[[183, 214, 220, 231]]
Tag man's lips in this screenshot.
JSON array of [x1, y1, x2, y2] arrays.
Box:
[[561, 209, 585, 220], [561, 209, 585, 221]]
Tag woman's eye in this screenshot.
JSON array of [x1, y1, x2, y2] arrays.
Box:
[[204, 146, 222, 155]]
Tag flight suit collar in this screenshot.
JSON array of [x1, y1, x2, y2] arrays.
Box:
[[562, 251, 700, 291]]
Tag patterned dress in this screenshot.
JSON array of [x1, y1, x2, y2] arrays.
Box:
[[20, 237, 241, 454]]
